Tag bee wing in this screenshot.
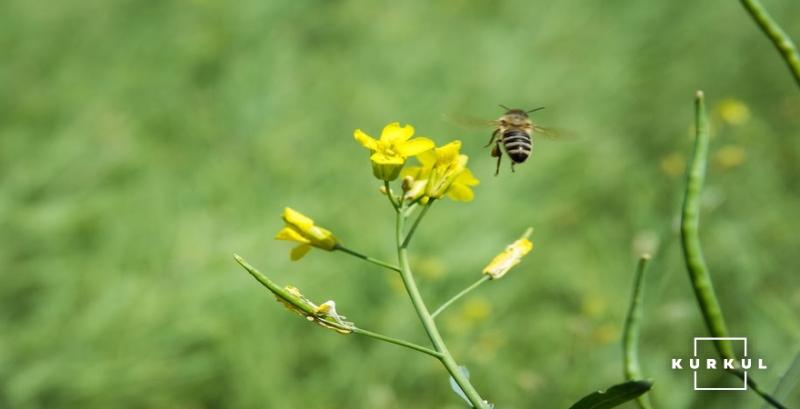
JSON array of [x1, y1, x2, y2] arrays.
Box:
[[532, 125, 573, 140], [442, 113, 498, 130]]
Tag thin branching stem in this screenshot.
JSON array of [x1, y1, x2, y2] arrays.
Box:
[[432, 275, 491, 319], [352, 327, 443, 358], [401, 200, 433, 248], [335, 245, 401, 273], [384, 180, 399, 211], [741, 0, 800, 87], [394, 203, 489, 409], [622, 255, 653, 409]]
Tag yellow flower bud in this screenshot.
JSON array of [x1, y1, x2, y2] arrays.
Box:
[[483, 228, 534, 279], [275, 207, 338, 260]]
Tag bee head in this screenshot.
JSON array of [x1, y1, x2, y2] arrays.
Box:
[[499, 105, 545, 120]]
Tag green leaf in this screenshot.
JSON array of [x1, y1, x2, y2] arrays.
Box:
[[568, 380, 653, 409]]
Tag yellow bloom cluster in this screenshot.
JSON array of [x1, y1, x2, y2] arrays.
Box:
[[483, 228, 534, 279], [355, 122, 479, 202], [402, 141, 479, 202]]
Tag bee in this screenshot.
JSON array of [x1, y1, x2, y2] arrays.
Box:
[[487, 105, 551, 176]]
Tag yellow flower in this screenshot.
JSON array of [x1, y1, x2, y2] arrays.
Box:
[[717, 98, 750, 126], [275, 207, 338, 260], [354, 122, 434, 181], [483, 228, 533, 279], [714, 145, 746, 170], [402, 140, 480, 202]]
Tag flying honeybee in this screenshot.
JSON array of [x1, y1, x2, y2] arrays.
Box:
[[487, 105, 554, 176]]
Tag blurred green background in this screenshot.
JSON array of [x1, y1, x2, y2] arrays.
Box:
[[2, 0, 800, 408]]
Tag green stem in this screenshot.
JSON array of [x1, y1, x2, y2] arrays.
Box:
[[680, 91, 735, 360], [335, 245, 401, 273], [384, 181, 399, 211], [352, 327, 443, 359], [395, 206, 489, 409], [401, 200, 433, 248], [741, 0, 800, 87], [432, 275, 491, 319], [622, 255, 653, 409]]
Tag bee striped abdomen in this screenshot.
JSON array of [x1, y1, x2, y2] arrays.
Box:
[[502, 130, 532, 163]]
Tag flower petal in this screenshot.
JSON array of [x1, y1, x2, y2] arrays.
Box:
[[454, 168, 480, 186], [381, 122, 414, 143], [290, 244, 312, 260], [395, 137, 434, 157], [436, 141, 462, 163], [417, 149, 438, 167], [370, 151, 405, 165], [354, 129, 377, 150], [446, 183, 475, 202], [283, 208, 315, 230], [275, 227, 311, 244]]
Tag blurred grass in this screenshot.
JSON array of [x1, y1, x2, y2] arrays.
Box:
[[1, 0, 799, 408]]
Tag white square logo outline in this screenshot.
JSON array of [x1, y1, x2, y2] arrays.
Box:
[[692, 337, 747, 391]]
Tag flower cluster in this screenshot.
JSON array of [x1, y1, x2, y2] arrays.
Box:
[[402, 140, 479, 202], [236, 119, 537, 409], [355, 122, 479, 202]]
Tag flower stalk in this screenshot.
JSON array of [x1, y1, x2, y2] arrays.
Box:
[[334, 244, 401, 273], [401, 200, 434, 248], [432, 275, 491, 319], [394, 204, 490, 409]]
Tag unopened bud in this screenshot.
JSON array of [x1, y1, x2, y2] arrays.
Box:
[[401, 176, 414, 192]]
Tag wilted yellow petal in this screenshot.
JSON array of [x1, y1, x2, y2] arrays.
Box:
[[354, 129, 378, 150], [395, 137, 434, 157], [381, 122, 414, 143], [483, 229, 534, 279], [291, 244, 312, 260]]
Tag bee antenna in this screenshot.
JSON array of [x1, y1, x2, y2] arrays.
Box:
[[527, 106, 546, 113], [499, 104, 512, 111]]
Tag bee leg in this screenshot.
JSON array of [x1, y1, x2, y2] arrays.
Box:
[[494, 150, 502, 176], [511, 162, 516, 173], [485, 129, 500, 148]]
